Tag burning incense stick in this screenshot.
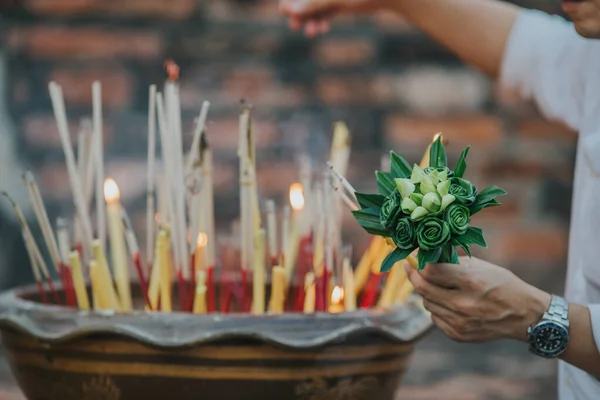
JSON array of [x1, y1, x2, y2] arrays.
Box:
[[146, 84, 157, 269], [68, 250, 90, 310], [156, 92, 186, 308]]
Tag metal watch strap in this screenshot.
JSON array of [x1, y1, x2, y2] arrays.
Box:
[[544, 295, 570, 326]]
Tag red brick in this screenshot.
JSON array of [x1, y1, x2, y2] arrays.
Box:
[[481, 159, 545, 180], [49, 66, 132, 108], [205, 118, 280, 153], [384, 115, 504, 148], [317, 76, 375, 106], [8, 27, 163, 60], [314, 38, 375, 67], [517, 117, 577, 142], [223, 66, 275, 101], [23, 0, 196, 19], [24, 114, 112, 149], [256, 161, 298, 196], [38, 164, 70, 199], [493, 226, 568, 265]]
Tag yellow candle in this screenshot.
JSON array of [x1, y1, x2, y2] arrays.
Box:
[[252, 229, 266, 315], [328, 286, 345, 313], [342, 258, 356, 311], [147, 237, 162, 311], [269, 266, 286, 314], [193, 271, 207, 314], [193, 284, 207, 314], [303, 272, 316, 313], [89, 260, 108, 310], [395, 277, 415, 304], [92, 240, 121, 311], [158, 230, 172, 312], [285, 183, 304, 283], [68, 251, 90, 310], [104, 178, 132, 311], [354, 237, 385, 296], [194, 232, 207, 274], [378, 261, 406, 308]]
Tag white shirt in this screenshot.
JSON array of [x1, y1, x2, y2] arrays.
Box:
[[501, 9, 600, 400]]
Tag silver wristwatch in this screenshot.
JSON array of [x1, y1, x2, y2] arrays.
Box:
[[527, 295, 570, 359]]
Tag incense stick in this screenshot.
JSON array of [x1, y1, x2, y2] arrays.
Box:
[[146, 84, 157, 269], [92, 81, 106, 251], [48, 82, 94, 255]]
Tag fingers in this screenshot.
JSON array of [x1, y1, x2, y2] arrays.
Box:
[[404, 264, 455, 305], [418, 258, 474, 289]]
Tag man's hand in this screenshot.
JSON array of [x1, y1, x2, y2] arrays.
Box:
[[405, 256, 551, 342], [279, 0, 387, 37]]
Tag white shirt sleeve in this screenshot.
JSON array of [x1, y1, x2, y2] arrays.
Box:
[[500, 9, 592, 131]]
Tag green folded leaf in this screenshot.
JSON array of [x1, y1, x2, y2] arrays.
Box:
[[454, 146, 470, 179], [352, 208, 391, 236], [390, 151, 412, 179], [417, 247, 442, 270], [452, 237, 472, 258], [457, 227, 487, 248], [450, 248, 460, 264], [355, 192, 386, 209], [429, 135, 447, 169], [470, 199, 501, 215], [439, 241, 455, 264], [380, 247, 416, 272], [474, 185, 506, 205], [376, 171, 396, 196]]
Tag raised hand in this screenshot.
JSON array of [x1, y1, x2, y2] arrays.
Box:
[[279, 0, 387, 37]]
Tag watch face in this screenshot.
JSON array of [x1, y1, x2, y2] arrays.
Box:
[[531, 321, 569, 357]]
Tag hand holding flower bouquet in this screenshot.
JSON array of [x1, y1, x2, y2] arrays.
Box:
[[352, 136, 506, 271]]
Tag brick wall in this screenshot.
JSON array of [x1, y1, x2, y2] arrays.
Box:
[[0, 0, 575, 295]]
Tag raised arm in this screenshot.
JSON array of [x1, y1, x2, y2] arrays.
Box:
[[280, 0, 519, 78]]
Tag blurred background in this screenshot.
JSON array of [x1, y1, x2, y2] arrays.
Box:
[[0, 0, 575, 398]]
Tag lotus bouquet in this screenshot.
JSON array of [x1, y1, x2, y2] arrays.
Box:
[[352, 136, 506, 271]]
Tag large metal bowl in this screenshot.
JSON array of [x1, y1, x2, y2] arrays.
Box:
[[0, 284, 431, 400]]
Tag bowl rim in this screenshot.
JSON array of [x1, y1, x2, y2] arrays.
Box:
[[0, 283, 432, 349]]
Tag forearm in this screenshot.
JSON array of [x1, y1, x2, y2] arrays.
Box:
[[386, 0, 520, 78], [560, 303, 600, 378]]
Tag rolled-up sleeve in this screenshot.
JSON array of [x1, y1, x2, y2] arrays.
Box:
[[500, 9, 592, 132]]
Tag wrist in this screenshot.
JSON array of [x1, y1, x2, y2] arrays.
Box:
[[513, 287, 551, 342]]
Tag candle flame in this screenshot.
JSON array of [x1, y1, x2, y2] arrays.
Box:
[[289, 183, 304, 211], [104, 178, 120, 203], [331, 286, 344, 305], [197, 232, 208, 247]]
